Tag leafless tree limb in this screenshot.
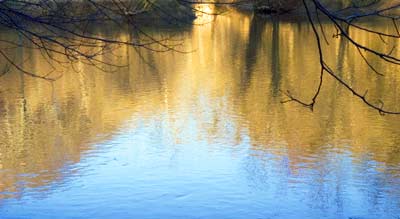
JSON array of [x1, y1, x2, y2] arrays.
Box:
[[282, 0, 400, 115]]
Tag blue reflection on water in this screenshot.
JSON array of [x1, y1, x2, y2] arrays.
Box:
[[1, 119, 399, 219]]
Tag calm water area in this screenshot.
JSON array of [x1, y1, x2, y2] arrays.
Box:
[[0, 7, 399, 219]]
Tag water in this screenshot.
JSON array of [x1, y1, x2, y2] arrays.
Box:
[[0, 9, 399, 219]]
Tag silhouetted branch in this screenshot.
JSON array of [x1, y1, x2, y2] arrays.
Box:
[[0, 0, 197, 80], [282, 0, 400, 115]]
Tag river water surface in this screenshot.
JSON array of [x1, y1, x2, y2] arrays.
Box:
[[0, 8, 399, 219]]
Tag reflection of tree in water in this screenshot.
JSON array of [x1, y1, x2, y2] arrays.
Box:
[[242, 16, 282, 96], [0, 43, 165, 199], [320, 36, 348, 137], [0, 11, 399, 211], [242, 16, 267, 91], [271, 19, 281, 96], [237, 18, 400, 211]]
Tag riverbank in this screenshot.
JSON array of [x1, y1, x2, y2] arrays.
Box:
[[4, 0, 397, 26], [3, 0, 197, 25], [232, 0, 399, 17]]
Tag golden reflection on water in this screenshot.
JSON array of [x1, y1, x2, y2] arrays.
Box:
[[0, 10, 399, 200]]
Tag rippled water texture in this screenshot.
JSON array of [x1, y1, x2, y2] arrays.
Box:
[[0, 9, 399, 219]]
